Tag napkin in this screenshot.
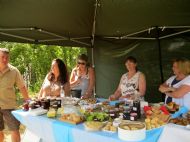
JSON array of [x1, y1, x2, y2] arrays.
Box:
[[171, 106, 189, 118]]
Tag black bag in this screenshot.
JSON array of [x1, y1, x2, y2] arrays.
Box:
[[70, 89, 82, 98]]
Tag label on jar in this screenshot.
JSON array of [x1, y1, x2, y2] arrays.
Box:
[[133, 107, 137, 111], [110, 114, 115, 116], [130, 116, 134, 121]]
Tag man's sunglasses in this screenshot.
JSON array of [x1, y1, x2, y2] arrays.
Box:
[[77, 62, 86, 65]]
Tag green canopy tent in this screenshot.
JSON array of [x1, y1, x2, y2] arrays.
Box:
[[1, 0, 190, 102]]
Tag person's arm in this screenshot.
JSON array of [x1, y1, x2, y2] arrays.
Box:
[[70, 68, 81, 87], [159, 83, 173, 93], [38, 74, 48, 99], [166, 85, 190, 98], [109, 75, 125, 101], [15, 68, 30, 101], [38, 86, 44, 99], [64, 82, 71, 97], [109, 84, 122, 101], [138, 73, 146, 96], [83, 67, 95, 98], [19, 86, 30, 101], [159, 76, 176, 93]]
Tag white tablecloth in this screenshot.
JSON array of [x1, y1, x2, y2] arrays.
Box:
[[158, 124, 190, 142]]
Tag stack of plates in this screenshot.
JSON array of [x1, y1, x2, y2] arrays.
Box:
[[28, 108, 48, 116]]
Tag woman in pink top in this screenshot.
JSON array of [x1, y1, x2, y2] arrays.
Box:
[[38, 58, 70, 98]]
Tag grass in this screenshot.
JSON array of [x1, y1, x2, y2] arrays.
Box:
[[2, 93, 37, 142], [3, 125, 25, 142], [2, 91, 36, 142]]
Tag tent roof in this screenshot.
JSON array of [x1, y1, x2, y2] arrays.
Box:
[[1, 0, 190, 47]]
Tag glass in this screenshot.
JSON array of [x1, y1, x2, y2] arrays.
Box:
[[77, 61, 86, 65], [60, 85, 65, 97]]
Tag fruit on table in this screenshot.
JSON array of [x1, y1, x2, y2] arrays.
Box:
[[102, 122, 117, 132], [22, 103, 29, 111], [47, 108, 56, 118], [166, 102, 179, 112]]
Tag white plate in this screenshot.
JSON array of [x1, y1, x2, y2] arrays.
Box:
[[102, 129, 117, 133], [186, 125, 190, 130], [28, 108, 48, 116]]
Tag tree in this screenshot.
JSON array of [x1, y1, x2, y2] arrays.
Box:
[[0, 42, 87, 95]]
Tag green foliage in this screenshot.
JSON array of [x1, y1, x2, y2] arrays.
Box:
[[84, 112, 110, 122], [0, 42, 87, 96]]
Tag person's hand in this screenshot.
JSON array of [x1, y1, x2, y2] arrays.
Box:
[[81, 91, 92, 99], [168, 87, 176, 92], [81, 95, 88, 99], [119, 95, 131, 100], [81, 94, 89, 99], [109, 95, 116, 101], [159, 85, 170, 93], [77, 67, 82, 76], [76, 77, 82, 85]]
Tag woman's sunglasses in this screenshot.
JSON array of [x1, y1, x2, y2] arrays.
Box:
[[77, 62, 86, 65]]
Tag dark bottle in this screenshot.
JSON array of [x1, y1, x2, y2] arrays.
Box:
[[41, 99, 50, 109], [133, 100, 141, 119]]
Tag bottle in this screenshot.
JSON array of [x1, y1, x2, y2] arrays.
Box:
[[60, 85, 65, 97]]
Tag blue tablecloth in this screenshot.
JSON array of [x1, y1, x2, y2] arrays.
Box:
[[12, 110, 163, 142]]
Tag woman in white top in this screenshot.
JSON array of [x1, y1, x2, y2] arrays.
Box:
[[38, 59, 70, 98], [109, 56, 146, 101], [159, 58, 190, 109], [70, 54, 95, 98]]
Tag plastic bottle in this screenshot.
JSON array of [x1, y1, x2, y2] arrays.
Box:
[[60, 85, 65, 97]]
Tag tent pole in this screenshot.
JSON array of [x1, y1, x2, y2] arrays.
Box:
[[156, 26, 165, 101], [91, 0, 99, 48], [159, 29, 190, 39], [35, 28, 91, 47], [0, 28, 33, 31], [121, 27, 155, 39], [0, 32, 35, 42], [122, 37, 156, 40], [159, 25, 190, 29], [90, 0, 99, 97]]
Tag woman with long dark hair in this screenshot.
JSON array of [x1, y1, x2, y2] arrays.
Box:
[[38, 58, 70, 98]]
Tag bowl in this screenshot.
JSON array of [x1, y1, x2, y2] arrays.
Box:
[[118, 122, 146, 141]]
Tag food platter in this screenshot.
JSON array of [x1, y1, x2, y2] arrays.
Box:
[[102, 121, 117, 133], [84, 121, 106, 131], [182, 112, 190, 119], [59, 113, 83, 124], [62, 97, 80, 105]]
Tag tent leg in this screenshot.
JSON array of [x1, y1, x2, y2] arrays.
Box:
[[156, 26, 165, 101], [90, 0, 99, 97]]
